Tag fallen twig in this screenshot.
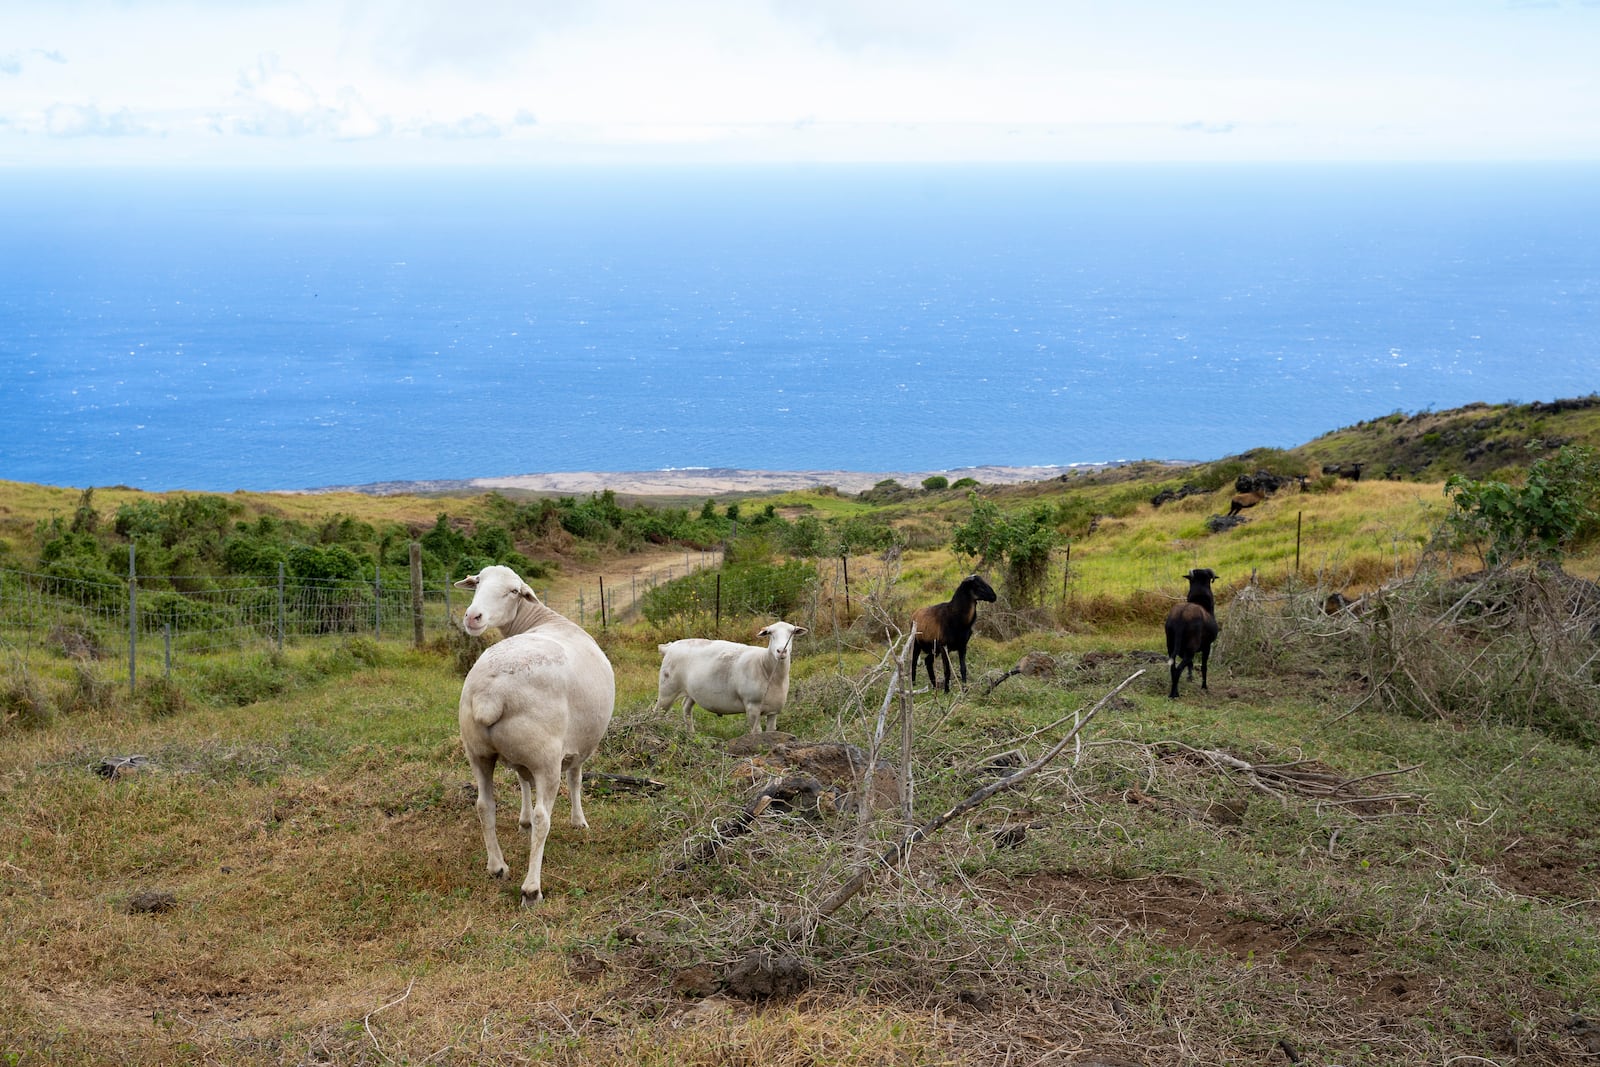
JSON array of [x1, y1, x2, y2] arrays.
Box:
[[363, 978, 415, 1063]]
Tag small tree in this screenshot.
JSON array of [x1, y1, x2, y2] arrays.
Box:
[[921, 475, 949, 492], [1444, 445, 1600, 566], [950, 494, 1060, 606]]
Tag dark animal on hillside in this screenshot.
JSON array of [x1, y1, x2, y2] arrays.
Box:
[[1165, 568, 1221, 699], [1321, 462, 1366, 481], [911, 573, 997, 693], [1227, 491, 1266, 518]]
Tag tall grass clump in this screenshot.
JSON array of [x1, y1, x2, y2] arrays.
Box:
[[1, 668, 54, 730], [136, 674, 189, 720]]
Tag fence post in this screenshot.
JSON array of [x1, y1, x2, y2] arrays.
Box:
[[1295, 511, 1303, 580], [715, 573, 722, 629], [410, 542, 424, 648], [374, 569, 382, 640], [276, 562, 286, 650], [127, 543, 137, 695], [163, 624, 172, 678], [599, 576, 607, 629], [841, 554, 851, 619], [577, 592, 585, 627]]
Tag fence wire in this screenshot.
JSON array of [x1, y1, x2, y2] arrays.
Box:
[[0, 550, 725, 688]]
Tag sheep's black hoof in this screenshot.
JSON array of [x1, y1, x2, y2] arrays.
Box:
[[520, 889, 544, 907]]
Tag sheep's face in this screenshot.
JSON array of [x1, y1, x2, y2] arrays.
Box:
[[456, 564, 534, 636], [757, 621, 807, 661], [961, 574, 998, 603]]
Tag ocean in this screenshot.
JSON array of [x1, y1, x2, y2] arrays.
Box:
[[1, 163, 1596, 493]]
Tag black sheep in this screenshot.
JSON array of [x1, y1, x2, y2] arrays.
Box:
[[1164, 568, 1220, 699], [910, 573, 997, 692]]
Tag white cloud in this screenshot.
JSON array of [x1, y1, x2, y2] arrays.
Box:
[[45, 103, 149, 137], [0, 0, 1596, 164]]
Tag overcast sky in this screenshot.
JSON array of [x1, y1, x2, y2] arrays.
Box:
[[3, 0, 1598, 167]]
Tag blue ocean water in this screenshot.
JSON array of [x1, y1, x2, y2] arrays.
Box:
[[1, 164, 1596, 493]]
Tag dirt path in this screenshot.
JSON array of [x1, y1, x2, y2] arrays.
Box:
[[535, 546, 724, 625]]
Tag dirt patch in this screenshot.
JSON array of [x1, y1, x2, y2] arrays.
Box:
[[1496, 835, 1600, 909], [987, 873, 1374, 985]]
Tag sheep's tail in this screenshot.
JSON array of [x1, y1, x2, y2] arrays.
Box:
[[658, 644, 671, 654], [470, 695, 505, 728]]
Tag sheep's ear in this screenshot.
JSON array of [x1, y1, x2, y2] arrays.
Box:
[[757, 626, 772, 637], [518, 584, 537, 603], [793, 626, 809, 637], [455, 574, 479, 590]]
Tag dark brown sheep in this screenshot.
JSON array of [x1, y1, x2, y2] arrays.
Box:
[[1227, 491, 1266, 517], [1165, 568, 1220, 699], [910, 573, 997, 693]]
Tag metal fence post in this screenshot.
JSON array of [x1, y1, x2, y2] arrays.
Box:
[[128, 543, 137, 694], [374, 569, 382, 639], [276, 563, 286, 650]]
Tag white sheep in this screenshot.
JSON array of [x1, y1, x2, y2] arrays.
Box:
[[454, 565, 615, 905], [654, 621, 808, 735]]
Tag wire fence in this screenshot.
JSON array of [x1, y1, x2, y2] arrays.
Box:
[[0, 546, 724, 690]]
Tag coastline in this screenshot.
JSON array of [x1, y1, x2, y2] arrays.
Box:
[[301, 463, 1139, 498]]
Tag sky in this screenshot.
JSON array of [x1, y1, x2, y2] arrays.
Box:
[[2, 0, 1599, 167]]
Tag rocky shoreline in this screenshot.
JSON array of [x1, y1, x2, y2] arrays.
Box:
[[304, 463, 1132, 498]]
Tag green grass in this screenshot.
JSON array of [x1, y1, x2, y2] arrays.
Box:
[[4, 580, 1599, 1064], [6, 396, 1600, 1064]]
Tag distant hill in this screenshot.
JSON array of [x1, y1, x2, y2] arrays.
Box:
[[1283, 394, 1600, 482]]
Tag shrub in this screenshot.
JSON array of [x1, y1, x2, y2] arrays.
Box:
[[1444, 445, 1600, 566], [951, 494, 1061, 606], [921, 475, 949, 492], [642, 560, 818, 627]]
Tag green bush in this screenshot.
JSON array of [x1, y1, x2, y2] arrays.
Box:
[[950, 494, 1061, 605], [1445, 445, 1600, 565], [641, 560, 817, 626]]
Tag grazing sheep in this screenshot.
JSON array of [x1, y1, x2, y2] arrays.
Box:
[[911, 573, 998, 693], [655, 621, 808, 734], [454, 565, 615, 905], [1165, 568, 1221, 699], [1227, 491, 1266, 517]]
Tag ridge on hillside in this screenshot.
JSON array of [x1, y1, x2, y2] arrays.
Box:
[[1283, 395, 1600, 482]]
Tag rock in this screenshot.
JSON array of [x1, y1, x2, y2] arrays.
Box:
[[124, 890, 177, 914], [724, 731, 795, 756], [724, 949, 811, 1002]]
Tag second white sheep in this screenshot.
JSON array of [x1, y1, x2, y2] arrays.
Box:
[[654, 621, 808, 734]]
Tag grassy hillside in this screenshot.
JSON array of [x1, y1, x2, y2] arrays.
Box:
[[4, 398, 1600, 1065]]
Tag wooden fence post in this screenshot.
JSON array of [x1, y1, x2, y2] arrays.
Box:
[[1295, 511, 1303, 580], [128, 542, 137, 694]]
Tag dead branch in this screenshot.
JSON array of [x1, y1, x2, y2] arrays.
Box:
[[1154, 741, 1423, 812], [786, 669, 1144, 941], [585, 772, 667, 794]]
